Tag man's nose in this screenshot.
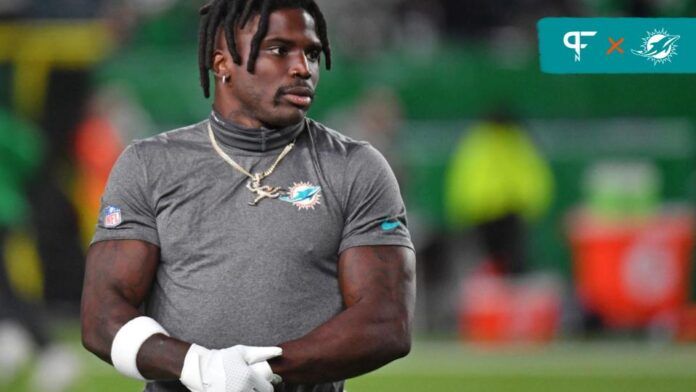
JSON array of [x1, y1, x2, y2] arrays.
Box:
[[290, 52, 311, 79]]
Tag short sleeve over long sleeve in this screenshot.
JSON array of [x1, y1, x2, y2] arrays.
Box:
[[91, 143, 160, 247], [338, 143, 414, 254]]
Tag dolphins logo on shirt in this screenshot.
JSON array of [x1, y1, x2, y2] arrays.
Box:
[[280, 182, 322, 210]]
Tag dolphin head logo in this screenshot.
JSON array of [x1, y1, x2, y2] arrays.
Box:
[[632, 30, 680, 63], [279, 182, 322, 210], [281, 186, 320, 203]]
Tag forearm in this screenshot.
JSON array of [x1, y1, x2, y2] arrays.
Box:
[[81, 292, 190, 380], [269, 301, 411, 383], [81, 240, 189, 381], [269, 245, 416, 384], [137, 334, 191, 379]]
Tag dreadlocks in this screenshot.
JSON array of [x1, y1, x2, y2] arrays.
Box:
[[198, 0, 332, 98]]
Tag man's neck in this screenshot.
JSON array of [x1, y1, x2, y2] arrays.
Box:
[[211, 102, 265, 129], [208, 110, 305, 152]]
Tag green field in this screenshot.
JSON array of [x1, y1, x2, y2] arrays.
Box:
[[6, 332, 696, 392]]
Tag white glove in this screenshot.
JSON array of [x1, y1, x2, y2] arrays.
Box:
[[180, 344, 282, 392]]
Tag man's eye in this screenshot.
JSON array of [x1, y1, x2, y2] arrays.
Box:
[[306, 49, 321, 62], [269, 47, 288, 56]]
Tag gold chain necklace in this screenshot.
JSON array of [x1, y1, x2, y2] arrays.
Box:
[[208, 123, 294, 206]]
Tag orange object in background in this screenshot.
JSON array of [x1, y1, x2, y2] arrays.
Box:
[[567, 208, 694, 329], [72, 115, 124, 247], [458, 273, 562, 343]]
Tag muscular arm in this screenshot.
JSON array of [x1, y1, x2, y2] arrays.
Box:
[[269, 245, 416, 383], [80, 240, 190, 380]]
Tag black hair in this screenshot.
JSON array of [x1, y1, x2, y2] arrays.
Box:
[[198, 0, 332, 98]]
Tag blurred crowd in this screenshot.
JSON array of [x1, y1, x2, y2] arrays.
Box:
[[1, 0, 696, 390], [2, 0, 695, 46]]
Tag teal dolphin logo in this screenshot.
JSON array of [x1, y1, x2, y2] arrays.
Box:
[[280, 182, 322, 210], [380, 220, 401, 231], [280, 186, 320, 203], [632, 29, 680, 65]]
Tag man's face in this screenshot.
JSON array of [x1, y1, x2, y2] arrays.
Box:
[[215, 7, 322, 129]]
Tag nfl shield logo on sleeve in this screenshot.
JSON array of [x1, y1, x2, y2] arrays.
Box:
[[103, 206, 122, 228]]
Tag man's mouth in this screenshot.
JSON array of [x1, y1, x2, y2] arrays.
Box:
[[279, 86, 314, 108]]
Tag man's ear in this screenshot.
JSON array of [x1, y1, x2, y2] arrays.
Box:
[[212, 49, 230, 77], [213, 26, 240, 77]]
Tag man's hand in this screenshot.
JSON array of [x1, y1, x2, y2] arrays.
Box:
[[180, 344, 282, 392]]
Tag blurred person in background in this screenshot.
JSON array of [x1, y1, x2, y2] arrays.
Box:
[[0, 0, 111, 312], [81, 1, 415, 392], [0, 0, 181, 313], [0, 0, 178, 313], [445, 106, 553, 276], [0, 2, 167, 389], [0, 109, 80, 392], [8, 2, 92, 311]]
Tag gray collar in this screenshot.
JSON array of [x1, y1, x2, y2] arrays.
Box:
[[209, 111, 305, 152]]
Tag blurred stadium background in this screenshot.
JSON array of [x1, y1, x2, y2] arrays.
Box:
[[1, 0, 696, 391]]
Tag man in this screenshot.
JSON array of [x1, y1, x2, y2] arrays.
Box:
[[80, 1, 416, 392]]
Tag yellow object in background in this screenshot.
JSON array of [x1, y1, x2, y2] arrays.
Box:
[[445, 122, 554, 227], [0, 21, 113, 118], [3, 230, 43, 301]]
